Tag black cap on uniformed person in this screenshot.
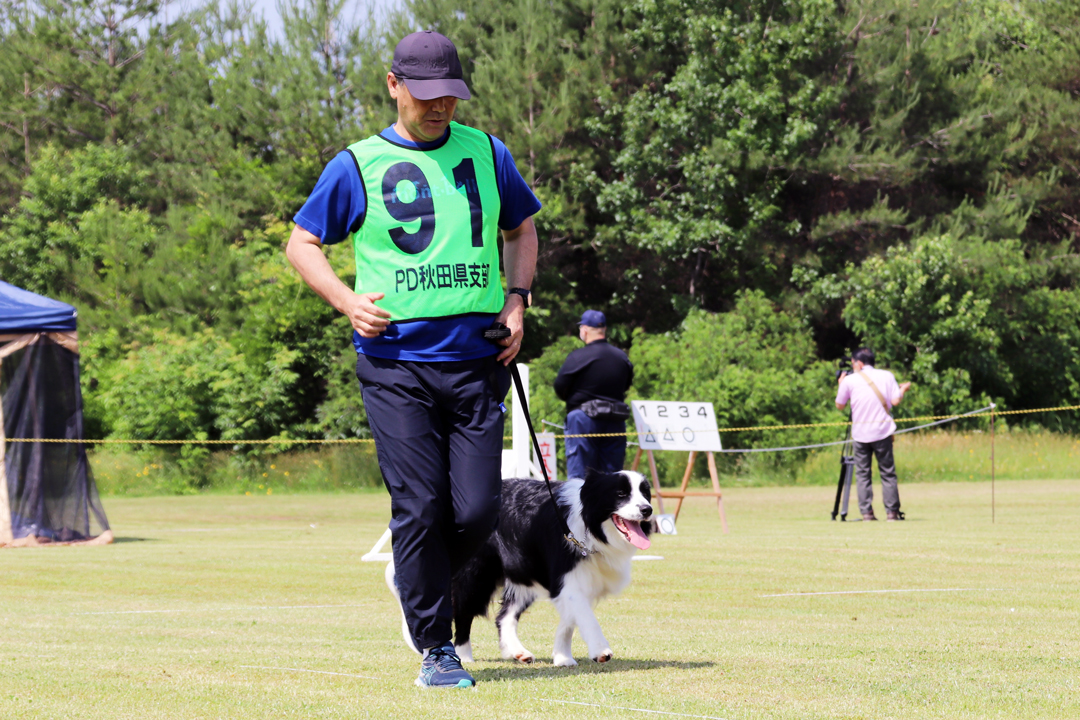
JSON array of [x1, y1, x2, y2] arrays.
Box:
[[392, 31, 471, 101]]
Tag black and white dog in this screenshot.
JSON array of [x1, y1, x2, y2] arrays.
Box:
[[387, 469, 654, 667]]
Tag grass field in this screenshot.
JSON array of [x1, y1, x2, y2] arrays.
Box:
[[2, 479, 1078, 719]]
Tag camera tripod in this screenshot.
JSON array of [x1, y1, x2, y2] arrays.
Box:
[[830, 420, 856, 521]]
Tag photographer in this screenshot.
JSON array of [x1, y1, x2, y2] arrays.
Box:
[[554, 310, 634, 479], [835, 348, 912, 521]]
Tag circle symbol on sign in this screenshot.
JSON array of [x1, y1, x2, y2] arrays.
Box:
[[682, 427, 695, 443]]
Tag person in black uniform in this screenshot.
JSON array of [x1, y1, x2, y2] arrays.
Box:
[[554, 310, 634, 479]]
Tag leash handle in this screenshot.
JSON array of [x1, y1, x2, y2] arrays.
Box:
[[508, 361, 588, 557]]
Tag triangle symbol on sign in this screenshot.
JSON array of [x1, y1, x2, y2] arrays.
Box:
[[663, 430, 675, 441], [645, 433, 656, 443]]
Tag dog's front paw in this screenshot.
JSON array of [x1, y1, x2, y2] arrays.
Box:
[[552, 653, 578, 667], [455, 641, 474, 664], [592, 650, 613, 663], [500, 641, 534, 664]]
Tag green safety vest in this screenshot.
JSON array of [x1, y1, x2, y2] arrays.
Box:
[[347, 122, 504, 322]]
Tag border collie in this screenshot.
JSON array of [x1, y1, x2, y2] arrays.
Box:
[[449, 469, 653, 666]]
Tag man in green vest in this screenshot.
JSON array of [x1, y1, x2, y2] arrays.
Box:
[[286, 30, 540, 689]]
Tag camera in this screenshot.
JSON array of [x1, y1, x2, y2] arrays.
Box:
[[835, 357, 852, 380]]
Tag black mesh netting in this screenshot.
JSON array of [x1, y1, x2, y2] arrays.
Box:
[[2, 336, 110, 541]]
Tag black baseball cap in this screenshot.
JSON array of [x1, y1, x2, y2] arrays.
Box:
[[391, 31, 471, 101]]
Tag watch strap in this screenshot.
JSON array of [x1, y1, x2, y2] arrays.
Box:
[[508, 287, 532, 307]]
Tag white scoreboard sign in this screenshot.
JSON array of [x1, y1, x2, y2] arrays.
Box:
[[631, 401, 722, 452]]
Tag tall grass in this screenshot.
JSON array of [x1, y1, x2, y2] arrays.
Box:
[[87, 427, 1078, 496], [636, 427, 1080, 489], [797, 427, 1080, 486], [90, 443, 385, 496]]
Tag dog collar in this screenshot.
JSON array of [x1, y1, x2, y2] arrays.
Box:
[[564, 532, 596, 557]]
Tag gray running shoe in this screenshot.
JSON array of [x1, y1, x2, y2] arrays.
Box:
[[415, 644, 475, 689]]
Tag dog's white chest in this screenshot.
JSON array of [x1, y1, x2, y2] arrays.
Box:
[[568, 554, 632, 600]]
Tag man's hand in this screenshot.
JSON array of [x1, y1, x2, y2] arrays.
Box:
[[286, 225, 391, 336], [494, 294, 525, 365], [347, 292, 391, 338], [890, 381, 912, 406], [837, 370, 848, 385]]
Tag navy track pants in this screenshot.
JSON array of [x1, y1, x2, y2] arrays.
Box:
[[356, 353, 510, 651]]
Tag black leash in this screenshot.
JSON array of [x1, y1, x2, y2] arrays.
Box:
[[508, 360, 589, 557]]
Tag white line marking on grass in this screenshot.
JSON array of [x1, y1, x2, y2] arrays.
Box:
[[168, 528, 238, 532], [73, 604, 369, 616], [541, 699, 726, 719], [239, 665, 378, 680], [761, 588, 1000, 598]]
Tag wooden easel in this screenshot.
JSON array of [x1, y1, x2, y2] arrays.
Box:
[[631, 448, 727, 533]]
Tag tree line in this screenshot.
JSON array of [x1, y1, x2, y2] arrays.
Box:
[[2, 0, 1079, 473]]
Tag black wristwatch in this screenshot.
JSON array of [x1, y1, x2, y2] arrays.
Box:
[[508, 287, 532, 308]]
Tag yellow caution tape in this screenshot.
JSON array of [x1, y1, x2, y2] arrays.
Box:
[[6, 404, 1078, 444]]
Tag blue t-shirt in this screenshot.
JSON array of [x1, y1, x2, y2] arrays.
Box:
[[294, 125, 542, 361]]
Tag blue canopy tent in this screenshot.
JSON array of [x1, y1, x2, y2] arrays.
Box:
[[0, 281, 111, 546]]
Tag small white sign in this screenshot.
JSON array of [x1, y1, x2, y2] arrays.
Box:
[[533, 432, 558, 482], [631, 400, 722, 452], [654, 514, 678, 535]]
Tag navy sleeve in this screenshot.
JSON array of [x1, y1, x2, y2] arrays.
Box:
[[491, 136, 542, 231], [293, 151, 367, 245], [553, 349, 582, 400]]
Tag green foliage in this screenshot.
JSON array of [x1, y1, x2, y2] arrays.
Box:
[[84, 317, 346, 484], [798, 0, 1080, 277], [627, 291, 837, 481], [89, 329, 254, 439], [229, 218, 361, 437], [312, 348, 371, 440], [842, 234, 998, 416], [3, 0, 1080, 481], [815, 232, 1080, 428], [519, 335, 581, 429], [598, 0, 844, 268], [631, 291, 835, 441], [0, 143, 148, 293]]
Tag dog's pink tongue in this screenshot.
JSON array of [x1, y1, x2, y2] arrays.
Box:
[[624, 519, 651, 550]]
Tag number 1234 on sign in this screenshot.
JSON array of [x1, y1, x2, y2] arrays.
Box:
[[631, 401, 723, 452]]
